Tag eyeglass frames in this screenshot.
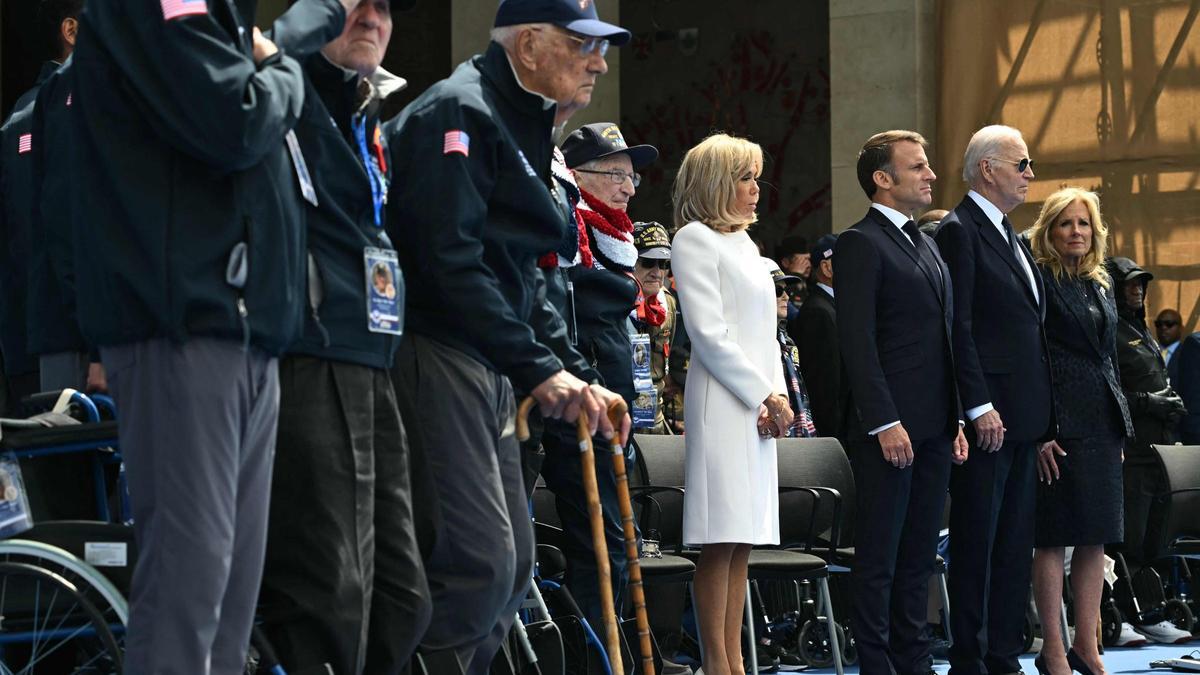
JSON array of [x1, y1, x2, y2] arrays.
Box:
[[1155, 319, 1180, 328], [576, 168, 642, 188], [991, 156, 1035, 173], [531, 26, 610, 57]]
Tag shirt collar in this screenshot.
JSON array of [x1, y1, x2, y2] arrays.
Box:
[[871, 202, 911, 229], [502, 49, 556, 113], [817, 282, 834, 298], [967, 190, 1005, 228]]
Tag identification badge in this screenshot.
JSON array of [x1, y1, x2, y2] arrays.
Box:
[[631, 334, 657, 428], [285, 130, 319, 207], [364, 247, 403, 335], [0, 454, 32, 538]]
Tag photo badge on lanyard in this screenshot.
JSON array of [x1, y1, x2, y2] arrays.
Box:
[[630, 333, 656, 428], [364, 247, 403, 335]]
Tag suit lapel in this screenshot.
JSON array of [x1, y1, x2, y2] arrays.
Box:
[[962, 197, 1038, 309], [867, 208, 945, 304], [1050, 273, 1104, 358]]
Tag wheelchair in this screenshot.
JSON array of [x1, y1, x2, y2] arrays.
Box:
[[0, 389, 287, 675]]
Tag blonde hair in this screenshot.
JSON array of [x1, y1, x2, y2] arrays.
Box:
[[1028, 186, 1111, 289], [672, 133, 763, 232]]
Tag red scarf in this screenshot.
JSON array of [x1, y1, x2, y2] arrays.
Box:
[[636, 287, 667, 327]]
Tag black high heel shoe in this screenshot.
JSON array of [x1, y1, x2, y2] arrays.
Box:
[[1066, 648, 1097, 675]]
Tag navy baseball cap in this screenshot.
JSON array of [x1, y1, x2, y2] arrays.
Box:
[[810, 233, 838, 262], [494, 0, 632, 46]]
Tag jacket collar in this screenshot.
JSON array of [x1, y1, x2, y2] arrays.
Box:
[[308, 56, 406, 133], [478, 41, 557, 123], [35, 61, 60, 87]]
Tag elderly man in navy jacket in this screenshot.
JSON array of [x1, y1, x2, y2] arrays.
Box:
[[385, 0, 632, 672], [934, 125, 1054, 675]]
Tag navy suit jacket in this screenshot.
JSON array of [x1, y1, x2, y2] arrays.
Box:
[[934, 196, 1055, 443], [1174, 332, 1200, 444], [835, 208, 960, 442], [1039, 266, 1133, 440]]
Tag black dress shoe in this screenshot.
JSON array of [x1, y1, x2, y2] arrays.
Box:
[[1066, 649, 1097, 675], [1034, 653, 1051, 675]]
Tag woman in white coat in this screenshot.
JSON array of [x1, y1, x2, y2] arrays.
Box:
[[671, 133, 794, 675]]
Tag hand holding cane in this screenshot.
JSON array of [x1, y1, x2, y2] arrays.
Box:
[[606, 399, 654, 674], [515, 396, 624, 674]]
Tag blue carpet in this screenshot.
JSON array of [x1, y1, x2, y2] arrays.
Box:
[[797, 642, 1200, 673]]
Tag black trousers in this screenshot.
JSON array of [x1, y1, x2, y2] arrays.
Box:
[[850, 431, 953, 675], [259, 356, 431, 675], [947, 438, 1037, 675], [392, 335, 535, 675], [540, 421, 633, 633]]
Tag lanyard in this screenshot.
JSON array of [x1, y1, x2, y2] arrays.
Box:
[[352, 114, 385, 228]]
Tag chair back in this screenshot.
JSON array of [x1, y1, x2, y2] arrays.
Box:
[[1151, 444, 1200, 554], [775, 437, 856, 549], [630, 434, 688, 550]]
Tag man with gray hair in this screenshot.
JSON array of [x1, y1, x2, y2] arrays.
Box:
[[934, 125, 1055, 675], [384, 0, 631, 672]]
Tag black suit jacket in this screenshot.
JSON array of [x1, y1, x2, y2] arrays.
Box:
[[1175, 333, 1200, 444], [836, 208, 960, 442], [1039, 266, 1133, 440], [789, 285, 851, 440], [934, 196, 1055, 442]]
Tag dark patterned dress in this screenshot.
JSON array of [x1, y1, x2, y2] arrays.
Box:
[[1035, 273, 1129, 547]]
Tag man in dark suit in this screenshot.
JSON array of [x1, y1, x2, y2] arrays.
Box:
[[1174, 331, 1200, 444], [790, 233, 851, 442], [836, 130, 968, 675], [933, 125, 1054, 675]]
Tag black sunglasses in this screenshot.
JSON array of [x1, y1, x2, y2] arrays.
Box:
[[775, 284, 790, 298], [637, 258, 670, 270], [991, 156, 1035, 173], [1155, 320, 1179, 328]]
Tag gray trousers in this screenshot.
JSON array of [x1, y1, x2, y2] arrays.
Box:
[[392, 334, 534, 675], [103, 337, 279, 675]]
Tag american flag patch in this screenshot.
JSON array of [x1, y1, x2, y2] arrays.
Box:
[[443, 130, 470, 157], [17, 134, 31, 154], [161, 0, 207, 21]]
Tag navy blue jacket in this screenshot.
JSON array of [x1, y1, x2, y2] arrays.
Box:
[[835, 208, 961, 442], [384, 43, 593, 392], [1174, 332, 1200, 444], [934, 196, 1055, 442], [0, 61, 58, 376], [271, 1, 402, 369], [27, 57, 87, 358], [1039, 267, 1133, 441], [71, 0, 340, 354]]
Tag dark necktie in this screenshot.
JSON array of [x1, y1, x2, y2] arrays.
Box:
[[902, 220, 921, 249], [1002, 217, 1023, 266]]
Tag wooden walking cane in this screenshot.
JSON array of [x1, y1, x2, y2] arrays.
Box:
[[605, 399, 655, 675], [515, 397, 624, 675]]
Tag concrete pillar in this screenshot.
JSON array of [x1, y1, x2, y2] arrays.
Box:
[[829, 0, 936, 231], [450, 0, 621, 134]]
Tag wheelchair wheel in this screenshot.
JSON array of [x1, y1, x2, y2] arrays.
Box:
[[1164, 598, 1196, 634], [840, 624, 858, 665], [1100, 601, 1123, 647], [0, 560, 123, 673], [797, 618, 844, 669]]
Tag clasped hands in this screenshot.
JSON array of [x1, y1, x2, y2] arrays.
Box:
[[756, 394, 793, 439]]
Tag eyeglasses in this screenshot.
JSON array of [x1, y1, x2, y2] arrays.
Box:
[[775, 284, 789, 298], [1155, 320, 1179, 328], [532, 26, 610, 57], [637, 257, 670, 270], [576, 168, 642, 188], [991, 156, 1035, 173]]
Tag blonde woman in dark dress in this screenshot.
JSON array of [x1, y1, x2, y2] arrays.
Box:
[[1027, 187, 1133, 675]]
